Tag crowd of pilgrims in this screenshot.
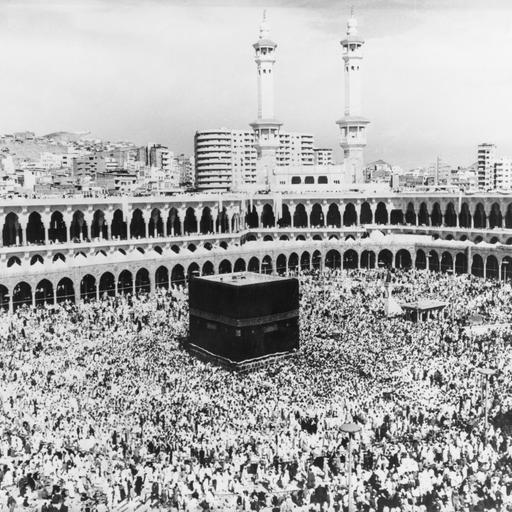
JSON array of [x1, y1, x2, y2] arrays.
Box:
[[0, 268, 511, 511]]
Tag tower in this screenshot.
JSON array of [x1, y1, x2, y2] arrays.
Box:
[[336, 11, 370, 184], [250, 11, 282, 186]]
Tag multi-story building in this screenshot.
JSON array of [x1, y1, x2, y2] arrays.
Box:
[[495, 158, 512, 190], [194, 129, 257, 191], [477, 143, 497, 190], [364, 160, 392, 182], [314, 148, 333, 166], [277, 133, 314, 166]]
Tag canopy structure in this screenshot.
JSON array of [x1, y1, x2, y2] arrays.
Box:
[[401, 299, 447, 322]]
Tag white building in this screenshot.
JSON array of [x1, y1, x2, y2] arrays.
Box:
[[277, 133, 314, 166], [314, 148, 333, 166], [194, 129, 257, 191], [477, 143, 496, 190], [495, 158, 512, 190]]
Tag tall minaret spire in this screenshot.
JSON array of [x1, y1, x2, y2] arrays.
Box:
[[250, 10, 282, 187], [336, 10, 370, 184]]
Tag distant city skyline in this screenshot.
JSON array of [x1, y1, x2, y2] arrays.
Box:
[[1, 0, 512, 170]]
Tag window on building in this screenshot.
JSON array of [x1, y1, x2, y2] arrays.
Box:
[[291, 176, 301, 184], [318, 176, 328, 184], [305, 176, 314, 184]]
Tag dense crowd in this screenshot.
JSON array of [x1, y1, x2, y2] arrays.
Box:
[[0, 268, 511, 511]]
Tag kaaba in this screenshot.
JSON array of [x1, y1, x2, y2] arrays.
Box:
[[187, 272, 299, 368]]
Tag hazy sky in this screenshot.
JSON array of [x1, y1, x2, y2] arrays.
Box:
[[1, 0, 512, 169]]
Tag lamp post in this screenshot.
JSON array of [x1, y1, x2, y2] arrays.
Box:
[[340, 422, 361, 512], [477, 367, 496, 443]]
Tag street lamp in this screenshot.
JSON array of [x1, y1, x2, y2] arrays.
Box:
[[477, 367, 497, 443], [340, 422, 361, 512]]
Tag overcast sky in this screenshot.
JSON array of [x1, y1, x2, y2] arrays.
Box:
[[1, 0, 512, 169]]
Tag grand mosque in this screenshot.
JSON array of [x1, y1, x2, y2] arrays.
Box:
[[0, 13, 511, 311]]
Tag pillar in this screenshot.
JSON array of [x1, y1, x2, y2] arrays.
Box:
[[452, 257, 456, 275], [21, 223, 28, 246], [305, 205, 312, 228], [339, 203, 346, 227], [370, 206, 376, 225], [321, 205, 329, 228], [213, 216, 218, 234], [355, 202, 361, 226], [96, 284, 100, 301], [255, 205, 263, 228], [52, 287, 57, 306]]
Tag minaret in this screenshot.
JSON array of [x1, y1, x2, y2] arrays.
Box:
[[336, 10, 370, 184], [250, 11, 282, 186]]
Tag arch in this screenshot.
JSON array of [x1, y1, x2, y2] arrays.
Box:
[[474, 236, 483, 244], [153, 245, 163, 255], [219, 259, 232, 274], [248, 256, 260, 273], [471, 254, 484, 277], [296, 235, 306, 241], [167, 207, 181, 236], [30, 254, 44, 266], [277, 204, 291, 228], [489, 203, 503, 229], [300, 251, 310, 271], [375, 202, 388, 225], [261, 255, 272, 274], [52, 253, 66, 263], [49, 211, 67, 243], [279, 235, 289, 241], [455, 253, 467, 275], [245, 206, 258, 229], [430, 203, 443, 227], [234, 258, 246, 272], [378, 249, 393, 268], [473, 203, 486, 229], [361, 250, 375, 269], [390, 209, 403, 225], [326, 203, 341, 227], [231, 213, 240, 232], [429, 251, 440, 271], [486, 255, 499, 280], [135, 268, 150, 294], [111, 209, 127, 240], [343, 203, 357, 226], [360, 202, 372, 225], [276, 254, 287, 274], [0, 285, 8, 311], [202, 261, 214, 276], [148, 208, 164, 238], [117, 270, 133, 295], [91, 209, 108, 239], [440, 252, 453, 273], [395, 249, 412, 269], [405, 202, 416, 225], [130, 209, 145, 239], [246, 234, 257, 242], [444, 203, 457, 227], [344, 249, 358, 269], [263, 235, 273, 242], [313, 234, 322, 241], [80, 274, 96, 301], [13, 281, 32, 311], [312, 250, 322, 270], [184, 207, 198, 233], [171, 265, 185, 287], [219, 241, 228, 250], [325, 249, 341, 269], [415, 249, 427, 270], [26, 211, 45, 244], [99, 272, 116, 297], [459, 203, 472, 228], [293, 204, 308, 228], [3, 212, 22, 246], [70, 210, 88, 241], [261, 204, 275, 228], [502, 256, 512, 281], [155, 266, 169, 289], [310, 203, 324, 227], [418, 203, 429, 226], [505, 204, 512, 229], [200, 206, 214, 235], [216, 207, 229, 233], [56, 277, 75, 304], [35, 279, 54, 307], [187, 262, 200, 282], [288, 252, 299, 273]]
